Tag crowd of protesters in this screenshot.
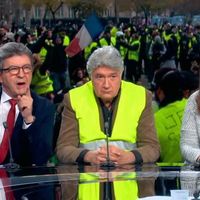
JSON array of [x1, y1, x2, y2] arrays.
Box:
[[1, 20, 200, 95]]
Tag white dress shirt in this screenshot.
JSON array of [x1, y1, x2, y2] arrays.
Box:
[[0, 90, 31, 145], [0, 91, 19, 144]]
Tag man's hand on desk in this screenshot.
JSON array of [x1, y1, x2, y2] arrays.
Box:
[[84, 145, 135, 165], [83, 149, 106, 164], [100, 145, 135, 165]]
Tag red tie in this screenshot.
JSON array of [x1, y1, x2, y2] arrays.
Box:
[[0, 99, 17, 163]]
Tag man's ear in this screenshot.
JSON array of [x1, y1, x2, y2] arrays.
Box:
[[156, 87, 165, 102]]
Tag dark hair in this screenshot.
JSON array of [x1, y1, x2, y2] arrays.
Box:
[[151, 67, 176, 91], [159, 70, 184, 107]]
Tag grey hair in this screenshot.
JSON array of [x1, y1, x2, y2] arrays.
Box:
[[86, 46, 124, 76], [0, 42, 33, 69]]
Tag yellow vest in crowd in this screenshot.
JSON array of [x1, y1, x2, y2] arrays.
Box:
[[31, 69, 54, 95], [154, 98, 187, 163], [63, 35, 70, 46], [99, 37, 116, 47], [128, 39, 140, 61]]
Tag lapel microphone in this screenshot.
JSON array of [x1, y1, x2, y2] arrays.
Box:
[[3, 122, 20, 170]]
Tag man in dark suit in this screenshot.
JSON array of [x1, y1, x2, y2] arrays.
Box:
[[0, 42, 55, 167]]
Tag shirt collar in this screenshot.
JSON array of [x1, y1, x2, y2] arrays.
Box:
[[1, 90, 13, 104]]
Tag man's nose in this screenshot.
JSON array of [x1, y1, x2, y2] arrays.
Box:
[[17, 67, 25, 76], [103, 77, 110, 87]]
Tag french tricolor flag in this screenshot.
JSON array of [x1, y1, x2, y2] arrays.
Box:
[[65, 14, 104, 57]]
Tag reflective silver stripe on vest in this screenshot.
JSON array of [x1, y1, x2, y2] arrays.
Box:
[[80, 140, 136, 151]]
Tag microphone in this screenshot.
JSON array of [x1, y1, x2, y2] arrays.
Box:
[[192, 191, 200, 200], [100, 120, 116, 170], [192, 176, 200, 200], [3, 122, 20, 170]]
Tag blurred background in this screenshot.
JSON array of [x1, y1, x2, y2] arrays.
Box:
[[1, 0, 200, 29]]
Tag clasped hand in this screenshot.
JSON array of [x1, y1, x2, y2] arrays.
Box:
[[84, 145, 135, 165]]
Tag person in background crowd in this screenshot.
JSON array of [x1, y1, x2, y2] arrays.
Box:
[[42, 33, 70, 94], [115, 31, 127, 61], [161, 23, 178, 69], [0, 25, 9, 45], [151, 67, 176, 112], [71, 67, 89, 87], [120, 29, 141, 83], [154, 70, 187, 163], [98, 27, 116, 47], [56, 46, 160, 165], [148, 35, 166, 73], [179, 29, 193, 71], [31, 53, 54, 102], [0, 42, 55, 166]]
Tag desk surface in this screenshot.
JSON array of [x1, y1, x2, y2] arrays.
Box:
[[1, 164, 200, 200]]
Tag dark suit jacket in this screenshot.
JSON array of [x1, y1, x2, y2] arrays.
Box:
[[0, 88, 56, 166]]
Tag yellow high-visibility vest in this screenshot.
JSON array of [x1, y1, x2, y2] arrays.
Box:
[[154, 98, 187, 163], [69, 81, 146, 149]]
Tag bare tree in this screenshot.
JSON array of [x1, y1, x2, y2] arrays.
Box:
[[20, 0, 64, 25]]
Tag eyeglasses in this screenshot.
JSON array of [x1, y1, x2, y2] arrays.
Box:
[[1, 64, 32, 75]]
